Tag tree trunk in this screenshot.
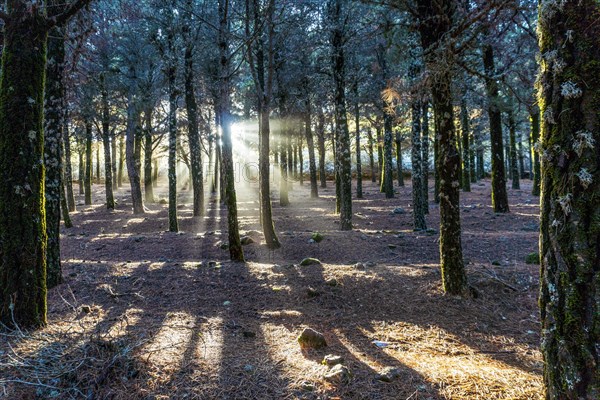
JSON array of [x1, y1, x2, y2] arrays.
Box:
[[78, 144, 84, 195], [422, 101, 430, 213], [395, 129, 404, 187], [417, 0, 467, 296], [118, 134, 124, 188], [0, 8, 48, 328], [376, 126, 383, 184], [280, 117, 289, 206], [305, 97, 318, 198], [381, 112, 394, 197], [143, 109, 154, 203], [100, 74, 115, 209], [167, 56, 178, 232], [508, 102, 520, 190], [63, 110, 76, 212], [95, 143, 100, 183], [125, 90, 144, 214], [111, 131, 118, 190], [460, 95, 471, 192], [411, 101, 426, 230], [530, 110, 541, 196], [483, 41, 509, 212], [330, 0, 352, 230], [317, 109, 327, 188], [184, 28, 204, 217], [219, 0, 244, 261], [354, 84, 363, 198], [84, 119, 93, 205], [44, 21, 65, 288], [538, 2, 600, 398], [367, 127, 376, 183]]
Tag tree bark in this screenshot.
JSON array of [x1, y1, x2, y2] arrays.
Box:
[[305, 96, 318, 198], [84, 119, 93, 205], [395, 129, 404, 187], [411, 100, 426, 230], [125, 85, 144, 214], [329, 0, 353, 230], [317, 109, 327, 188], [143, 109, 154, 203], [530, 110, 541, 196], [367, 127, 376, 183], [417, 0, 467, 296], [538, 2, 600, 398], [0, 6, 48, 328], [44, 19, 65, 288], [508, 101, 520, 190], [483, 41, 509, 212], [100, 74, 115, 209], [354, 83, 363, 198], [167, 54, 178, 232], [460, 95, 471, 192], [422, 101, 430, 213], [64, 109, 76, 212]]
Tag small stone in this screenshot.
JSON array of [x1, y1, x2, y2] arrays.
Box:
[[387, 244, 397, 249], [300, 258, 321, 266], [393, 207, 406, 215], [376, 367, 402, 382], [298, 327, 327, 349], [492, 260, 502, 266], [324, 364, 351, 384], [158, 199, 168, 205], [425, 228, 438, 235], [81, 305, 92, 314], [353, 262, 365, 270], [301, 381, 315, 391], [223, 301, 232, 306], [322, 354, 344, 367], [244, 364, 254, 372], [365, 261, 377, 268], [243, 331, 256, 338], [240, 236, 255, 245], [307, 287, 320, 297], [219, 242, 229, 250]]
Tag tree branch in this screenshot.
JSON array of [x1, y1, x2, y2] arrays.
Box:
[[47, 0, 92, 28]]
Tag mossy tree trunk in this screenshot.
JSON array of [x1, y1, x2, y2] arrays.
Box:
[[218, 0, 243, 261], [0, 7, 49, 328], [538, 1, 600, 398], [329, 0, 353, 230], [184, 9, 204, 218], [483, 40, 509, 212], [125, 87, 144, 214], [416, 0, 467, 296], [44, 19, 65, 288]]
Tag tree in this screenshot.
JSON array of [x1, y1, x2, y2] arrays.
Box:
[[415, 0, 468, 296], [538, 1, 600, 398], [0, 0, 92, 328]]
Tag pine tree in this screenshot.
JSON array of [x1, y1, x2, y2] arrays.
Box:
[[538, 1, 600, 397]]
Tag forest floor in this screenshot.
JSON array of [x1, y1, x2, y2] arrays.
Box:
[[0, 177, 544, 400]]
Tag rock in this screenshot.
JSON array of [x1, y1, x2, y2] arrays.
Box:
[[387, 244, 397, 249], [353, 262, 365, 270], [240, 236, 254, 245], [425, 228, 438, 235], [325, 278, 338, 287], [158, 198, 168, 205], [324, 364, 351, 384], [223, 301, 232, 306], [376, 367, 402, 382], [393, 207, 406, 215], [81, 305, 92, 314], [242, 331, 256, 338], [300, 258, 321, 266], [244, 364, 254, 372], [365, 261, 377, 268], [491, 260, 501, 266], [298, 327, 327, 349], [311, 232, 324, 243], [219, 242, 229, 250], [301, 381, 315, 392], [307, 287, 320, 297], [525, 252, 540, 265], [322, 354, 344, 367]]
